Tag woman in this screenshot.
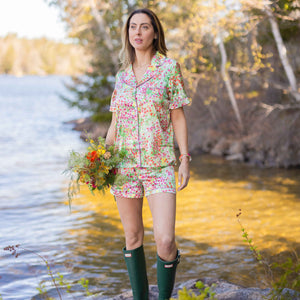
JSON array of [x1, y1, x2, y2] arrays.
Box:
[[105, 8, 191, 300]]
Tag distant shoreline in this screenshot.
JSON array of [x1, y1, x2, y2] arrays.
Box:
[[0, 35, 89, 76]]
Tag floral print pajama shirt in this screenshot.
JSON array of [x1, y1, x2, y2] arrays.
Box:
[[110, 51, 190, 198]]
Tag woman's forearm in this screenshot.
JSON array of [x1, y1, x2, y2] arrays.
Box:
[[171, 107, 190, 191], [170, 107, 188, 155], [105, 112, 116, 146]]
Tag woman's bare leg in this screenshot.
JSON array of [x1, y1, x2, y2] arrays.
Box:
[[115, 196, 144, 250], [147, 192, 177, 261]]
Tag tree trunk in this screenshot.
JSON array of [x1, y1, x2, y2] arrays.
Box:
[[218, 35, 244, 131], [265, 7, 300, 101], [89, 0, 119, 70]]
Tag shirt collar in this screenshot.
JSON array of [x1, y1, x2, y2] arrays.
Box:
[[122, 51, 165, 87]]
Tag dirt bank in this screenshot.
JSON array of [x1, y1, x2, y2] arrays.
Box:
[[66, 104, 300, 168]]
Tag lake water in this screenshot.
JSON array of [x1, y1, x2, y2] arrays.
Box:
[[0, 75, 299, 299]]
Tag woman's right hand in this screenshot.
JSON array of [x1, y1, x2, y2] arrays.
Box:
[[177, 157, 190, 191]]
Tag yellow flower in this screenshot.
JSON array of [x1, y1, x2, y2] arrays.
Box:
[[90, 139, 95, 144], [97, 162, 109, 174], [97, 148, 106, 155]]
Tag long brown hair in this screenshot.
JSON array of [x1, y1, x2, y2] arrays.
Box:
[[119, 8, 168, 70]]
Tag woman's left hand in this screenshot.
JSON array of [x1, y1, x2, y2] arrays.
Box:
[[177, 157, 190, 191]]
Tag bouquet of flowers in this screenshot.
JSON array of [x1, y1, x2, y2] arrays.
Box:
[[64, 136, 127, 208]]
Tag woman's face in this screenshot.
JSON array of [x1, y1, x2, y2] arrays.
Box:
[[128, 13, 157, 52]]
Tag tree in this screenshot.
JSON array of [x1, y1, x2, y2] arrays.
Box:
[[242, 0, 300, 102], [2, 44, 15, 74], [0, 34, 87, 75], [162, 0, 247, 131], [47, 0, 159, 122], [218, 34, 244, 131], [40, 39, 57, 74]]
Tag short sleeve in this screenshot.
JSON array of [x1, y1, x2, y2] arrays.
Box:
[[168, 62, 191, 109], [109, 73, 119, 112]]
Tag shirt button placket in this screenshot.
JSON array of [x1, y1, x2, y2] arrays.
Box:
[[134, 86, 142, 167]]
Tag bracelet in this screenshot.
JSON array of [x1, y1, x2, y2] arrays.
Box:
[[179, 153, 192, 162]]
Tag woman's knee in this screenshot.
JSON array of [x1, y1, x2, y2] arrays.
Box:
[[125, 229, 144, 250], [155, 234, 176, 257]]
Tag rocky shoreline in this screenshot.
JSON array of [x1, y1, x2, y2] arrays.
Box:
[[65, 117, 110, 141], [185, 104, 300, 168], [65, 116, 300, 168], [107, 278, 300, 300]]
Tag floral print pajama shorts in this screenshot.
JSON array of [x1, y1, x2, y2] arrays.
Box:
[[111, 166, 176, 198]]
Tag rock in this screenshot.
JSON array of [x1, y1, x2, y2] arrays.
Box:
[[107, 285, 160, 300], [228, 141, 244, 156], [188, 128, 219, 154], [211, 138, 229, 156], [226, 153, 244, 161], [249, 150, 265, 167], [106, 277, 300, 300], [65, 117, 110, 140]]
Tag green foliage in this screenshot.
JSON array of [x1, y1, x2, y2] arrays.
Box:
[[36, 281, 55, 299], [78, 278, 92, 296], [276, 0, 300, 43], [47, 0, 300, 124], [64, 135, 128, 208], [56, 272, 71, 293], [37, 280, 47, 294], [269, 257, 300, 299], [49, 0, 162, 122], [171, 281, 217, 300], [4, 245, 63, 300], [4, 244, 93, 298], [62, 74, 114, 122], [236, 210, 300, 300]]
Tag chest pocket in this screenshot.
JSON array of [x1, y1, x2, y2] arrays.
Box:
[[146, 87, 168, 109], [145, 86, 170, 131]]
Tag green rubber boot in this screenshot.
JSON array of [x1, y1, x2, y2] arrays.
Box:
[[157, 250, 180, 300], [123, 245, 149, 300]]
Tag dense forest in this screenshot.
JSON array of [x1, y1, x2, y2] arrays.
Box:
[[0, 34, 89, 75], [51, 0, 300, 167]]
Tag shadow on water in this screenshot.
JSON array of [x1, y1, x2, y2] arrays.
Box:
[[188, 154, 300, 200]]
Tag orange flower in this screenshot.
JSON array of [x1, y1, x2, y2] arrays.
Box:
[[86, 151, 98, 162]]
